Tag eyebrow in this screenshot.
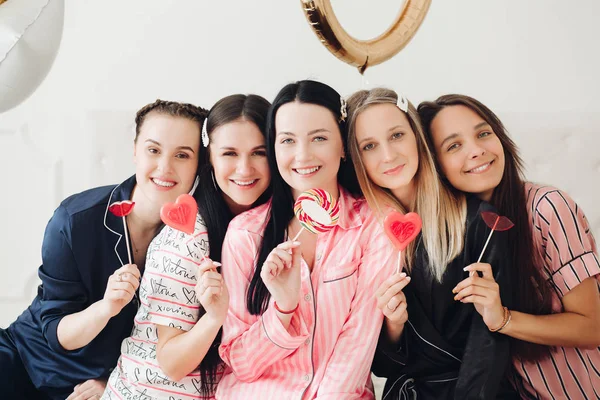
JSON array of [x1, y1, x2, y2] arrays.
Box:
[[358, 125, 405, 147], [145, 139, 196, 153], [277, 128, 331, 137], [439, 133, 459, 150], [219, 145, 267, 151], [439, 121, 491, 149]]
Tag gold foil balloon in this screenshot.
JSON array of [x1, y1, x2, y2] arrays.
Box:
[[301, 0, 431, 74]]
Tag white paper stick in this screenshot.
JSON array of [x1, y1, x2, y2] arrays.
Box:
[[395, 250, 402, 275], [477, 217, 500, 263], [292, 226, 305, 242], [122, 216, 133, 265]]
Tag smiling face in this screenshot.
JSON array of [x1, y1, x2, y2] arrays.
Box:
[[209, 119, 270, 215], [429, 105, 505, 201], [354, 103, 419, 205], [133, 112, 200, 209], [274, 101, 344, 199]]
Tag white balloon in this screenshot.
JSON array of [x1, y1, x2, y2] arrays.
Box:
[[0, 0, 64, 113]]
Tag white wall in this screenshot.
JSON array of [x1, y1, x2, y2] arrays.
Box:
[[1, 0, 599, 329]]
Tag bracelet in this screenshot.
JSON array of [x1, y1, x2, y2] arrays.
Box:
[[497, 308, 512, 332], [489, 306, 511, 332], [274, 301, 299, 315]]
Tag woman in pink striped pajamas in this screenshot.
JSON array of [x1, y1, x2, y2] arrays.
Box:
[[217, 80, 396, 399], [419, 94, 600, 399]]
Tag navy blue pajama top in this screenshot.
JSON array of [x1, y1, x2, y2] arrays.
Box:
[[7, 175, 139, 395]]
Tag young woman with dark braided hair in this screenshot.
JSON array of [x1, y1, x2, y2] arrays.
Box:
[[0, 99, 209, 399]]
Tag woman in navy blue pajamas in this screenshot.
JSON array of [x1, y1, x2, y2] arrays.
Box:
[[0, 100, 207, 400]]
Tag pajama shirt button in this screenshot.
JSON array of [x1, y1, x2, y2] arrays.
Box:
[[305, 338, 311, 345], [304, 294, 311, 302], [316, 252, 322, 261], [303, 374, 310, 381]]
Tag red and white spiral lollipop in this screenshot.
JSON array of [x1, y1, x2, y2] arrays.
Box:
[[292, 188, 340, 240]]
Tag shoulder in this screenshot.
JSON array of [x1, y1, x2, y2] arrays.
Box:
[[525, 182, 578, 220], [47, 184, 118, 234], [59, 184, 117, 219], [227, 201, 271, 235]]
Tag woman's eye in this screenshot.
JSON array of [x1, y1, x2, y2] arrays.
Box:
[[447, 143, 460, 152], [253, 150, 267, 157], [280, 138, 294, 145], [362, 143, 375, 151], [223, 151, 237, 156], [148, 148, 159, 154], [478, 131, 492, 138], [391, 132, 403, 140], [313, 136, 327, 142], [175, 153, 190, 159]]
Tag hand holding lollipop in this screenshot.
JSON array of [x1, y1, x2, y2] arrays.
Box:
[[383, 211, 422, 274]]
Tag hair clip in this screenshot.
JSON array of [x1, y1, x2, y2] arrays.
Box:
[[397, 93, 409, 113], [201, 121, 209, 147], [339, 97, 347, 122]]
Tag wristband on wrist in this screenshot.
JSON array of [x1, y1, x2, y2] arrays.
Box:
[[274, 301, 299, 314]]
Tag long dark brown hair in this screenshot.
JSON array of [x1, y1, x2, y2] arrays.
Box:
[[418, 94, 554, 362]]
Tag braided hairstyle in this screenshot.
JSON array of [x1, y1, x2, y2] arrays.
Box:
[[134, 99, 223, 394], [134, 99, 208, 142]]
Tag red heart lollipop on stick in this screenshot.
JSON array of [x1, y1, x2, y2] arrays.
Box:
[[160, 194, 208, 261], [477, 211, 514, 263], [108, 200, 135, 264], [383, 211, 422, 274]]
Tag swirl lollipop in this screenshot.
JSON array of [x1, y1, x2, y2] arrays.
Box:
[[292, 188, 340, 240]]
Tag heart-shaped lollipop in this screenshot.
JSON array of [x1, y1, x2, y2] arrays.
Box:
[[384, 211, 422, 273], [160, 194, 197, 235], [384, 211, 422, 251]]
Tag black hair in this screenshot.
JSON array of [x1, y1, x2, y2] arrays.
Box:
[[193, 93, 272, 393]]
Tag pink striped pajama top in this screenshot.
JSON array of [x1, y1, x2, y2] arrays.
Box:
[[217, 188, 396, 399], [512, 183, 600, 399]]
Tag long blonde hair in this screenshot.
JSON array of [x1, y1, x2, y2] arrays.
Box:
[[346, 88, 466, 281]]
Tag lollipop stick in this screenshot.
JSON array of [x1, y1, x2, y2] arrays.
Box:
[[395, 250, 402, 275], [476, 217, 500, 263], [122, 216, 133, 265], [292, 226, 305, 242], [188, 234, 209, 263]]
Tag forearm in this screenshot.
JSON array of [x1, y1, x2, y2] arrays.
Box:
[[56, 300, 112, 350], [157, 314, 222, 381], [502, 310, 600, 349]]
